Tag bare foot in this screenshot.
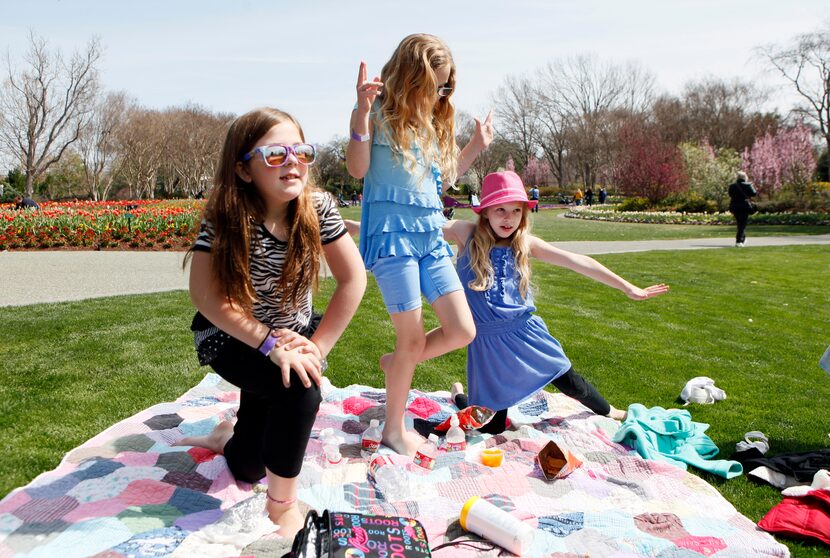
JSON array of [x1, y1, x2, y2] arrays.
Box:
[[451, 382, 464, 401], [173, 420, 234, 453], [382, 427, 424, 457], [607, 406, 627, 421], [268, 503, 304, 539]]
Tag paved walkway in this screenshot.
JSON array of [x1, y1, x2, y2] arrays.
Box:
[[2, 234, 829, 307]]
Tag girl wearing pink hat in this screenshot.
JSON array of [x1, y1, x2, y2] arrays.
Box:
[[445, 171, 669, 432]]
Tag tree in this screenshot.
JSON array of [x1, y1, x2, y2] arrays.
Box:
[[78, 92, 129, 201], [537, 55, 655, 188], [760, 23, 830, 156], [679, 140, 741, 206], [114, 107, 167, 199], [742, 123, 817, 200], [162, 104, 231, 198], [0, 32, 102, 197], [614, 122, 688, 203], [523, 156, 550, 187], [491, 75, 540, 168], [313, 137, 354, 191], [653, 79, 780, 154]]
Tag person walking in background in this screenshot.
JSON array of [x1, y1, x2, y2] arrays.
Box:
[[345, 34, 493, 456], [178, 107, 366, 538], [598, 187, 607, 204], [728, 171, 757, 247], [574, 188, 584, 205], [443, 171, 669, 433], [585, 187, 594, 206], [529, 185, 540, 212]]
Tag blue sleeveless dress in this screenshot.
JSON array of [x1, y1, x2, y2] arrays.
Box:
[[359, 110, 453, 270], [456, 242, 572, 410]]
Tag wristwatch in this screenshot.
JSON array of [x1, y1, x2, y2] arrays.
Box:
[[350, 129, 370, 143]]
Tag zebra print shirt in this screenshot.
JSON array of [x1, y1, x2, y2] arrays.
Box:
[[191, 191, 347, 364]]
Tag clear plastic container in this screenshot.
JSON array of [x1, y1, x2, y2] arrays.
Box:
[[361, 419, 382, 457], [319, 428, 343, 465], [413, 433, 439, 470], [367, 453, 412, 501], [445, 414, 467, 451]]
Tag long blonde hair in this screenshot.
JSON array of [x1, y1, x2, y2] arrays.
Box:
[[379, 33, 459, 185], [186, 107, 322, 314], [467, 206, 534, 299]]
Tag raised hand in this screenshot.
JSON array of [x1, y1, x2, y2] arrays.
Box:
[[356, 61, 383, 116], [472, 110, 494, 151], [626, 283, 670, 301]]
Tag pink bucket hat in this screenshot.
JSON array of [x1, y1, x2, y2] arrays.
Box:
[[473, 171, 538, 213]]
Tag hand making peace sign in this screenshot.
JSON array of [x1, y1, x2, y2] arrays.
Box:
[[355, 61, 383, 116], [472, 110, 495, 152]]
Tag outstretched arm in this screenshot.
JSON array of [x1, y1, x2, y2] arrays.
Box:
[[529, 236, 669, 300], [456, 110, 494, 179]]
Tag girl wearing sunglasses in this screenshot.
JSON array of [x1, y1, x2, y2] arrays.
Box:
[[178, 107, 366, 537], [345, 33, 494, 457]]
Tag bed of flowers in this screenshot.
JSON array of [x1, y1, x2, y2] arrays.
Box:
[[564, 206, 830, 226], [0, 199, 203, 251]]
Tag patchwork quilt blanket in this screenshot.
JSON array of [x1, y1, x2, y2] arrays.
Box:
[[0, 373, 789, 557]]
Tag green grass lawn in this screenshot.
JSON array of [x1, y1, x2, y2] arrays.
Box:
[[339, 205, 830, 241], [1, 245, 829, 556]]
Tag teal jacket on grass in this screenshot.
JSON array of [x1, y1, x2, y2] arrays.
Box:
[[612, 404, 743, 479]]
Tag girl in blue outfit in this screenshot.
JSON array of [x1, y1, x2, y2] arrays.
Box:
[[445, 171, 669, 433], [345, 34, 494, 456]]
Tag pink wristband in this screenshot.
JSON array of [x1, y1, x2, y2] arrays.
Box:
[[258, 331, 279, 357]]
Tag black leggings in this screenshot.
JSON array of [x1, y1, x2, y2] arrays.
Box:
[[454, 367, 611, 434], [209, 337, 321, 482], [732, 209, 749, 243]]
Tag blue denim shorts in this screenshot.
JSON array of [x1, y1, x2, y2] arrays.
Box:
[[371, 253, 462, 314]]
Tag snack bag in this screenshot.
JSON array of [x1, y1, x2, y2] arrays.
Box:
[[537, 440, 582, 480], [434, 406, 496, 432]]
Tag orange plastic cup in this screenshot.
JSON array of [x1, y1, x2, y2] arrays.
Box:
[[481, 448, 504, 467]]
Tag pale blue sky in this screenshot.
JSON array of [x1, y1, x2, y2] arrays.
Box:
[[2, 0, 828, 143]]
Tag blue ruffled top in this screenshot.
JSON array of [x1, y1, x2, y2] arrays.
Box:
[[359, 110, 452, 269]]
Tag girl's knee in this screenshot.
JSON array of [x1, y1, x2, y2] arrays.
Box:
[[395, 332, 426, 356], [447, 321, 476, 350]]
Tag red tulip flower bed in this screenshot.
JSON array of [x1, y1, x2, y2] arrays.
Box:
[[0, 200, 204, 251]]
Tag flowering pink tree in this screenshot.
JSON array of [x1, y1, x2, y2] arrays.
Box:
[[523, 157, 550, 187], [742, 124, 817, 199]]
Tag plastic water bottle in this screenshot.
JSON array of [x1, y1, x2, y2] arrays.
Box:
[[368, 453, 411, 501], [445, 414, 467, 452], [319, 428, 343, 465], [361, 419, 383, 457], [413, 433, 439, 470], [460, 496, 535, 555]]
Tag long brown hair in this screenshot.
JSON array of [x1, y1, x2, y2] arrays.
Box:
[[186, 107, 322, 314], [379, 33, 458, 185], [467, 206, 534, 299]]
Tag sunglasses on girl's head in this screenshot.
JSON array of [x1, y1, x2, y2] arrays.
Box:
[[437, 84, 453, 97], [241, 143, 317, 167]]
